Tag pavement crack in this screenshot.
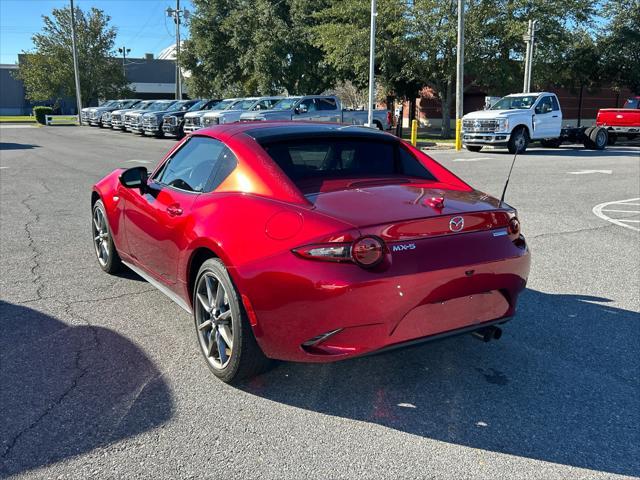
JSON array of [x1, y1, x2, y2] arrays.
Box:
[[529, 222, 615, 240], [65, 288, 157, 305], [0, 335, 89, 461], [20, 194, 46, 302]]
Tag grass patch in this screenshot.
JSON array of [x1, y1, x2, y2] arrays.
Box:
[[0, 116, 36, 123]]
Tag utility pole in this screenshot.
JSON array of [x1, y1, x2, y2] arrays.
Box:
[[69, 0, 83, 117], [522, 20, 537, 93], [366, 0, 377, 128], [167, 0, 189, 100], [455, 0, 465, 151], [118, 46, 131, 77]]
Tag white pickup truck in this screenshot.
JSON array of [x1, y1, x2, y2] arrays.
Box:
[[462, 92, 609, 153]]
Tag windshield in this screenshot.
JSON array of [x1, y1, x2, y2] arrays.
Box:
[[120, 100, 138, 108], [624, 98, 639, 109], [236, 99, 259, 110], [148, 101, 176, 112], [490, 95, 539, 110], [211, 99, 237, 111], [98, 100, 115, 107], [273, 98, 301, 110], [187, 100, 208, 112], [171, 100, 194, 111], [138, 101, 155, 110]]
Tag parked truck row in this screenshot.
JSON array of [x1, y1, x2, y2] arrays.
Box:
[[81, 95, 393, 139]]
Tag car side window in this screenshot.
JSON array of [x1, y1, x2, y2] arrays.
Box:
[[317, 98, 338, 111], [154, 137, 237, 193], [299, 99, 316, 112], [550, 96, 560, 111], [535, 96, 553, 114]]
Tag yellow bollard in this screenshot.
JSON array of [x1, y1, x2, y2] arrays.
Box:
[[411, 119, 418, 146], [455, 118, 462, 151]]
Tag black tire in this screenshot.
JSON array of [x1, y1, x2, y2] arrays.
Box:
[[607, 132, 617, 145], [582, 126, 596, 149], [193, 258, 271, 383], [507, 127, 529, 154], [466, 145, 483, 152], [91, 199, 122, 274], [541, 138, 562, 148], [589, 126, 607, 150]]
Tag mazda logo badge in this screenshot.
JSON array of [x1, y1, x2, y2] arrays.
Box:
[[449, 216, 464, 232]]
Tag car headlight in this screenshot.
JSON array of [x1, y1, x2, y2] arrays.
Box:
[[496, 118, 509, 132]]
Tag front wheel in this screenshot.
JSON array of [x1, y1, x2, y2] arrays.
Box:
[[466, 145, 482, 152], [91, 199, 122, 273], [193, 258, 271, 383], [507, 127, 529, 154]]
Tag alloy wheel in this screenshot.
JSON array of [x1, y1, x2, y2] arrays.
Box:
[[92, 207, 110, 267], [195, 272, 234, 369]]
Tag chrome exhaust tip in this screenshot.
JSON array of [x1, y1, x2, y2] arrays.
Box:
[[471, 326, 502, 342]]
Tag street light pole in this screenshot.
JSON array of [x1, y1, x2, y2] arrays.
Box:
[[69, 0, 83, 117], [455, 0, 464, 151], [522, 19, 537, 93], [118, 46, 131, 77], [367, 0, 377, 128], [167, 0, 188, 100]]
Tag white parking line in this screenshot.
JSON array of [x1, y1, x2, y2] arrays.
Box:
[[568, 170, 612, 175], [593, 197, 640, 232]]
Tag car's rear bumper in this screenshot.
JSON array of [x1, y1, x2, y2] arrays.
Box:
[[232, 230, 530, 362], [462, 132, 510, 146], [600, 125, 640, 134]]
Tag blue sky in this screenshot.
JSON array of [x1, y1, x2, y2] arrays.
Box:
[[0, 0, 193, 64]]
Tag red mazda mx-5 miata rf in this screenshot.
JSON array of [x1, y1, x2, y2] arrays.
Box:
[[92, 122, 530, 382]]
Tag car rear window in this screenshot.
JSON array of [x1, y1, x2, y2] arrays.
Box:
[[261, 138, 436, 185]]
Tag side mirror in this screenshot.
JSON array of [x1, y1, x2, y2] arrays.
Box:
[[119, 166, 148, 193]]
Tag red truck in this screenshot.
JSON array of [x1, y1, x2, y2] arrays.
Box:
[[596, 97, 640, 144]]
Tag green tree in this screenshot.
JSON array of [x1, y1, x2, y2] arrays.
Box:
[[181, 0, 334, 97], [600, 0, 640, 93], [14, 6, 129, 108]]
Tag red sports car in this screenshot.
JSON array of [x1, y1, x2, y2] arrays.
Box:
[[92, 122, 530, 382]]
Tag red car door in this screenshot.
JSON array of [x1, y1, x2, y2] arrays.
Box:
[[123, 136, 231, 285], [123, 183, 198, 284]]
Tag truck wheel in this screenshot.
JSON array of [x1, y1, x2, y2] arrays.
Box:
[[466, 145, 482, 152], [541, 138, 561, 148], [585, 126, 607, 150], [507, 127, 529, 154]]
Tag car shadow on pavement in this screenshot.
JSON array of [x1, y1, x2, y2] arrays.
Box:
[[0, 143, 40, 150], [0, 301, 173, 477], [240, 289, 639, 477]]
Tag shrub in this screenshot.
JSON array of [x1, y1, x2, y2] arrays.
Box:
[[33, 106, 53, 124]]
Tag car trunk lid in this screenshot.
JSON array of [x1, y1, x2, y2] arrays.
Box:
[[307, 182, 512, 240]]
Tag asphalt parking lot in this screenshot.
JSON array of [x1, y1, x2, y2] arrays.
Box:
[[1, 125, 639, 479]]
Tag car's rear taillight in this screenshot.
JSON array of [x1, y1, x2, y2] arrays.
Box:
[[292, 236, 386, 269], [351, 236, 384, 267], [292, 243, 352, 263]]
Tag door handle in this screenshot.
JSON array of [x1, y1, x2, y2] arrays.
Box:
[[552, 115, 559, 118], [166, 205, 183, 217]]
